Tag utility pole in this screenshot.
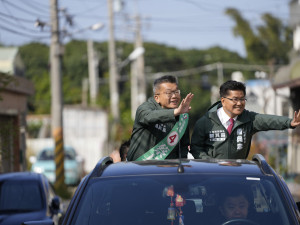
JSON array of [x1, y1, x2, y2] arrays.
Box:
[[107, 0, 120, 139], [131, 59, 138, 120], [131, 15, 146, 120], [50, 0, 65, 189], [81, 78, 88, 107], [217, 63, 223, 87], [87, 40, 99, 106]]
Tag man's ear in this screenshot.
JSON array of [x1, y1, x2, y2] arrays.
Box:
[[221, 97, 225, 105], [154, 95, 160, 104]]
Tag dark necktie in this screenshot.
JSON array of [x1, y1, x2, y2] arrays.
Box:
[[227, 118, 234, 135]]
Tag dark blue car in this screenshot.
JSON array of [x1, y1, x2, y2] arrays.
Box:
[[62, 154, 300, 225], [0, 172, 61, 225]]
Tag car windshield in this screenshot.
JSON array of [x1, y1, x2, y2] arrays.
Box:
[[0, 180, 43, 213], [70, 174, 295, 225], [38, 149, 75, 160]]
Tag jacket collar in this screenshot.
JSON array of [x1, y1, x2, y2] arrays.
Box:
[[149, 97, 162, 109]]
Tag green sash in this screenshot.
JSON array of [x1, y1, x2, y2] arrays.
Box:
[[136, 113, 189, 161]]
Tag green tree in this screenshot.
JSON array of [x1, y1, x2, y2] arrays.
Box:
[[225, 8, 293, 65], [19, 43, 50, 114]]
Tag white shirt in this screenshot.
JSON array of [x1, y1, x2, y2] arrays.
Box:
[[217, 107, 237, 129]]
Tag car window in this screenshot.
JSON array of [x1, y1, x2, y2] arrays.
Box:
[[0, 180, 43, 212], [39, 150, 54, 160], [70, 174, 295, 225], [64, 151, 75, 160], [38, 149, 75, 160]]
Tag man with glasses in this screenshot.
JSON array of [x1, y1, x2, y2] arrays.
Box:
[[127, 75, 194, 161], [190, 80, 300, 159]]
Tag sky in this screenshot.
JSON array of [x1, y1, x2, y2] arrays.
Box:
[[0, 0, 291, 57]]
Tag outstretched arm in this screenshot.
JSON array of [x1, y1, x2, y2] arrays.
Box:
[[174, 92, 194, 116], [291, 110, 300, 127]]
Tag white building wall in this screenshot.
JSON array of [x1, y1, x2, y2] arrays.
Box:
[[63, 107, 109, 172], [245, 80, 290, 116], [27, 107, 109, 173]]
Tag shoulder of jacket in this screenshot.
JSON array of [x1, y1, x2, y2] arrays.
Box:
[[240, 109, 257, 117], [236, 109, 257, 123], [195, 112, 215, 127], [138, 97, 158, 110]]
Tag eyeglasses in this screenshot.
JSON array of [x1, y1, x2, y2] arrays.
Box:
[[223, 96, 247, 103], [155, 90, 181, 98]]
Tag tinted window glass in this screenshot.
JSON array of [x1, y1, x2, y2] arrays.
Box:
[[39, 150, 54, 160], [0, 180, 43, 212], [38, 149, 75, 160], [71, 174, 295, 225]]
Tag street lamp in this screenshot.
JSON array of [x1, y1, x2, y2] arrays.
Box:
[[62, 22, 104, 39], [90, 22, 104, 31], [86, 23, 105, 106], [118, 47, 145, 71], [116, 47, 145, 120], [118, 47, 145, 120]]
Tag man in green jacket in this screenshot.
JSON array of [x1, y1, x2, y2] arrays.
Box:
[[190, 80, 300, 159], [127, 75, 194, 161]]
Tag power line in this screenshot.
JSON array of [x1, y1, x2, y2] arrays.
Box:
[[0, 15, 40, 33], [174, 0, 220, 12], [0, 11, 36, 23], [1, 0, 48, 18], [0, 0, 49, 35], [0, 14, 51, 36], [64, 2, 106, 17], [0, 24, 49, 39], [18, 0, 49, 14]]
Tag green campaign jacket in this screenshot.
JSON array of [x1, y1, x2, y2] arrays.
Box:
[[190, 101, 293, 159], [127, 97, 190, 161]]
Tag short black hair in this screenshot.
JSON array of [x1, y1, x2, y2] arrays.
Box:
[[219, 188, 251, 206], [153, 75, 178, 94], [219, 80, 246, 97], [119, 140, 130, 161]]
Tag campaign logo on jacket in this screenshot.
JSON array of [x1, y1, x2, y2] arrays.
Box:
[[236, 128, 246, 151], [155, 123, 167, 132], [209, 130, 226, 142]]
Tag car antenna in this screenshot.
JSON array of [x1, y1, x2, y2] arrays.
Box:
[[177, 126, 184, 173]]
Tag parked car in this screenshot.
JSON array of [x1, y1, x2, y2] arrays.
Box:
[[31, 146, 84, 186], [61, 154, 300, 225], [0, 172, 61, 225], [283, 173, 300, 202]]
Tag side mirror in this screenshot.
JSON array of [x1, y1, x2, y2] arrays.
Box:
[[50, 196, 61, 215]]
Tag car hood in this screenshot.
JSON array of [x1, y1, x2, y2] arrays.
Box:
[[0, 210, 49, 225]]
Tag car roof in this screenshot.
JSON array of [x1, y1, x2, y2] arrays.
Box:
[[91, 155, 272, 179], [42, 146, 75, 152], [0, 171, 45, 182]]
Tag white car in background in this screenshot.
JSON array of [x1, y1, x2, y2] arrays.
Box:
[[31, 146, 84, 186]]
